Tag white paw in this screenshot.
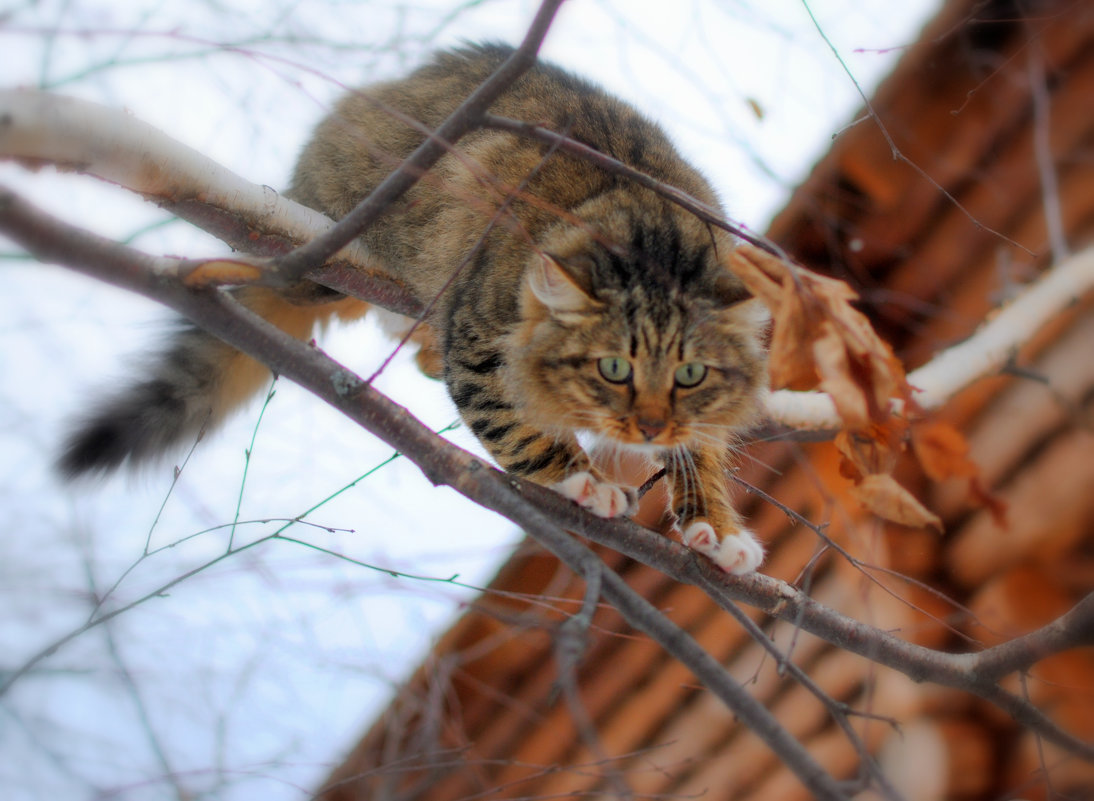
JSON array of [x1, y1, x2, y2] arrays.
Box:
[[553, 471, 635, 518], [682, 522, 764, 575]]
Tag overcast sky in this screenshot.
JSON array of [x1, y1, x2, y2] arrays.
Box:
[[0, 2, 938, 799]]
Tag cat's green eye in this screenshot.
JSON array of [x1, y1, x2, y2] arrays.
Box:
[[598, 356, 633, 383], [674, 362, 708, 388]]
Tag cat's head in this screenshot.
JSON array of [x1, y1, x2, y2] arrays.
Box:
[[507, 206, 769, 452]]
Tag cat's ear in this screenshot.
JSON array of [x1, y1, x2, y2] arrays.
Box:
[[733, 296, 772, 328], [711, 270, 753, 307], [712, 271, 770, 326], [528, 254, 598, 316]]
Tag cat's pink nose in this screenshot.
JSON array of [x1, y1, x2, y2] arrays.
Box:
[[637, 419, 667, 441]]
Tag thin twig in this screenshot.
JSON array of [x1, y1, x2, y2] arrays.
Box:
[[551, 563, 636, 800], [364, 115, 570, 385], [481, 113, 786, 258], [267, 0, 568, 282], [799, 0, 1032, 257], [1027, 41, 1070, 264], [711, 596, 906, 801]]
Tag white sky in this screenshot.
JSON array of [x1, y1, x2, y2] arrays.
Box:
[[0, 2, 938, 799]]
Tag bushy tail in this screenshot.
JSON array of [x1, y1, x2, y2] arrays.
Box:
[[58, 286, 367, 477]]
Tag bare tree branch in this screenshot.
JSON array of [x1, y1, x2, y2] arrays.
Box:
[[6, 91, 1094, 436], [549, 565, 637, 800], [0, 88, 423, 316], [0, 183, 857, 800], [972, 592, 1094, 682], [3, 180, 1093, 796]]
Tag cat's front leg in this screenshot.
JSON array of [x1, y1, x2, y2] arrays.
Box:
[[551, 469, 636, 518], [665, 446, 764, 575], [489, 425, 636, 519], [681, 520, 764, 575], [445, 326, 640, 518], [493, 426, 636, 518], [448, 371, 635, 518]]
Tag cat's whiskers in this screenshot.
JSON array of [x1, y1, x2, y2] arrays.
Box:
[[682, 421, 741, 445], [589, 438, 633, 483], [684, 420, 739, 433], [677, 448, 697, 522], [664, 422, 725, 452], [608, 440, 628, 478], [664, 447, 689, 522], [683, 446, 711, 520], [684, 430, 734, 450], [548, 409, 605, 434]]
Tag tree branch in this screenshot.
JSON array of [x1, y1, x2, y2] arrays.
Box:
[[6, 89, 1092, 435], [0, 183, 854, 800], [972, 592, 1094, 682], [528, 471, 1094, 759], [0, 88, 424, 316], [900, 246, 1094, 414]]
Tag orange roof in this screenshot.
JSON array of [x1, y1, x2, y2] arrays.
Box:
[[317, 1, 1094, 798]]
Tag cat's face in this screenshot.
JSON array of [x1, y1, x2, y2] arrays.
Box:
[[507, 246, 768, 452]]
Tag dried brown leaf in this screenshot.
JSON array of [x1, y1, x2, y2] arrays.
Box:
[[852, 473, 943, 531], [730, 245, 959, 533], [814, 320, 869, 428], [730, 243, 910, 427], [910, 420, 978, 481], [834, 426, 900, 478], [912, 421, 1007, 526]]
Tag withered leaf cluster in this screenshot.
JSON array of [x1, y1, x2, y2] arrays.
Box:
[[730, 243, 999, 530]]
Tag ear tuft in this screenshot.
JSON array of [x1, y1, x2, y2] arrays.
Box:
[[528, 254, 596, 315]]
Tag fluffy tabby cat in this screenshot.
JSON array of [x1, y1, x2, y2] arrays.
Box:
[[60, 44, 769, 574]]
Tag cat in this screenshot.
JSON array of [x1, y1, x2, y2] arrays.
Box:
[[59, 44, 769, 574]]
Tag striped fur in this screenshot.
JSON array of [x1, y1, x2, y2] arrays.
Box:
[[60, 45, 768, 572]]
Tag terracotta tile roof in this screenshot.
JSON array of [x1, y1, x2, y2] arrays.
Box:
[[317, 1, 1094, 798]]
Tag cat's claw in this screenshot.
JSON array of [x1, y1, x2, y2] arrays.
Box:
[[553, 471, 636, 518], [682, 521, 764, 575]]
